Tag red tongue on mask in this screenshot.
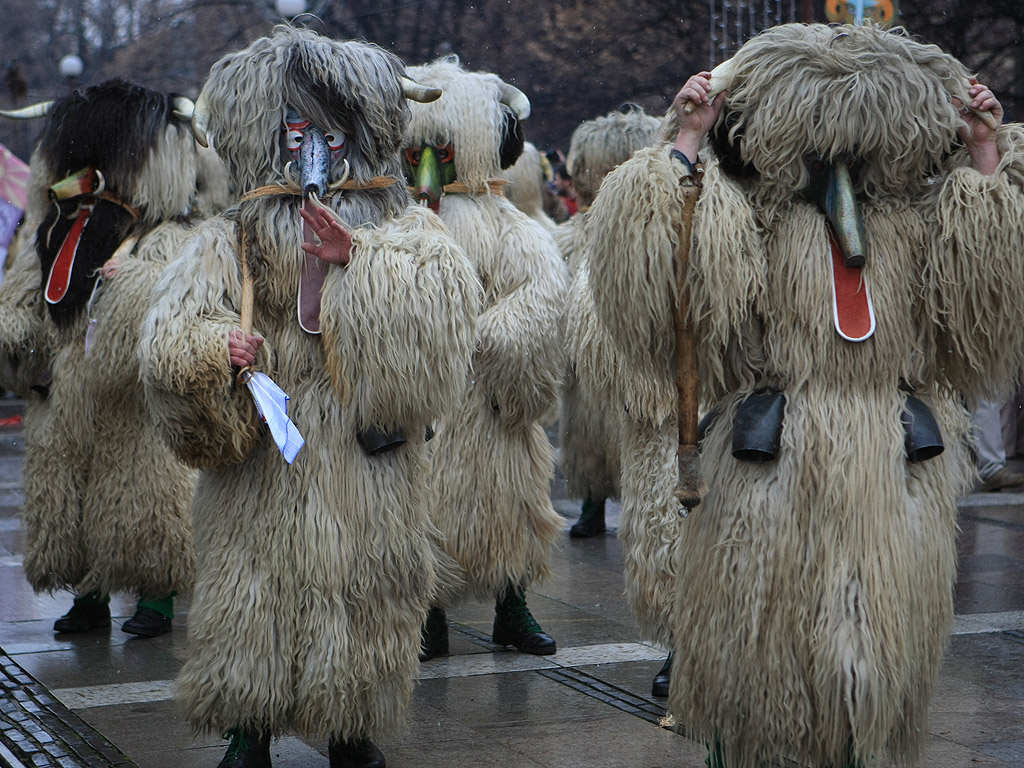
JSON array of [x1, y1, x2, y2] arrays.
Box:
[[45, 207, 92, 304], [829, 231, 875, 342], [297, 198, 329, 334]]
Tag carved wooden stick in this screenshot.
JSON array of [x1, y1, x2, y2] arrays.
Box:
[[237, 225, 255, 383], [673, 179, 703, 510]]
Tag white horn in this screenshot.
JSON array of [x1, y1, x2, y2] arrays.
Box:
[[683, 58, 737, 114], [401, 77, 441, 104], [191, 92, 211, 148], [172, 96, 195, 121], [0, 101, 54, 119], [498, 82, 530, 120]]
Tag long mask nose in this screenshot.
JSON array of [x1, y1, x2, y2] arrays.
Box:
[[299, 125, 330, 200], [411, 146, 444, 213], [812, 159, 866, 268]]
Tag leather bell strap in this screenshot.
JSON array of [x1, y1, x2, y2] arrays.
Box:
[[45, 206, 91, 304], [829, 230, 875, 342]]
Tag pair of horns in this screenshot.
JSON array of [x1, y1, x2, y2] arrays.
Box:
[[189, 76, 447, 149], [0, 95, 196, 121]]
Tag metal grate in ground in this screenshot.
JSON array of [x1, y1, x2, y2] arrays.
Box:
[[0, 651, 136, 768], [537, 665, 668, 725]]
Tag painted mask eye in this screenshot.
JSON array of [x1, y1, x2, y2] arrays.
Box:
[[285, 128, 304, 151], [285, 116, 310, 152], [436, 143, 455, 163], [405, 147, 423, 166], [324, 129, 346, 152]]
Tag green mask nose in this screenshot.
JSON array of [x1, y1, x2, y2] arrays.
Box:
[[410, 145, 443, 212], [406, 144, 457, 214]]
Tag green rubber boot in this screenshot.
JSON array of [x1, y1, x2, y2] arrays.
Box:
[[217, 729, 271, 768], [492, 583, 556, 655]]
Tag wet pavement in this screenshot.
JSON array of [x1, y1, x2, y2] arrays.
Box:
[[2, 401, 1024, 768]]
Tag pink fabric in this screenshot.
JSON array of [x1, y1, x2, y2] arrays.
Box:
[[0, 143, 29, 211]]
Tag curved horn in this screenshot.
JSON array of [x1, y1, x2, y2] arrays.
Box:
[[0, 100, 54, 120], [683, 57, 737, 114], [172, 96, 195, 121], [401, 76, 441, 104], [190, 92, 211, 148], [498, 82, 531, 120]]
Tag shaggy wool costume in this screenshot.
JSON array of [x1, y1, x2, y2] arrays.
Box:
[[557, 108, 661, 525], [580, 23, 1024, 768], [502, 141, 558, 231], [405, 57, 567, 602], [139, 28, 479, 742], [0, 81, 218, 607]]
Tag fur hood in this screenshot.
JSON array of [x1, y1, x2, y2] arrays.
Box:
[[405, 56, 526, 187], [197, 25, 411, 196], [676, 23, 978, 206]]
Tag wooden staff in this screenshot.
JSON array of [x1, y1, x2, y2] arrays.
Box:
[[674, 176, 703, 509], [237, 225, 255, 383]]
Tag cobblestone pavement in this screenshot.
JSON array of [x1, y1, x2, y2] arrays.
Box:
[[3, 399, 1024, 767]]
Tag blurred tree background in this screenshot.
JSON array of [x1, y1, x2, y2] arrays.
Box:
[[1, 0, 1021, 163]]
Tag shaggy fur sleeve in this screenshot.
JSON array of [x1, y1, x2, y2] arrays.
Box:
[[86, 224, 191, 393], [320, 205, 480, 432], [473, 205, 569, 428], [925, 124, 1024, 396], [588, 147, 766, 423], [551, 221, 576, 272], [587, 145, 690, 425], [139, 219, 263, 469], [0, 232, 51, 395], [565, 256, 629, 413]]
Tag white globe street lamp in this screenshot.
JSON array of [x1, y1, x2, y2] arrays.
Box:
[[275, 0, 308, 16], [58, 54, 84, 79]]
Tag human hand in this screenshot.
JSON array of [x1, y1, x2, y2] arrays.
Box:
[[98, 259, 120, 279], [300, 202, 353, 266], [672, 72, 726, 163], [957, 78, 1002, 174], [228, 329, 264, 368]]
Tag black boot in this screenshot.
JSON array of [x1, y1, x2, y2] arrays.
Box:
[[651, 653, 672, 697], [53, 593, 111, 633], [124, 594, 174, 637], [123, 607, 173, 638], [492, 584, 556, 655], [569, 497, 606, 538], [419, 606, 449, 662], [328, 737, 385, 768], [217, 729, 271, 768]]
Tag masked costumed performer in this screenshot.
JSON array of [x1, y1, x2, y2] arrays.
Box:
[[139, 26, 479, 768], [0, 81, 228, 637], [581, 22, 1024, 768], [502, 141, 558, 231], [404, 56, 568, 660], [557, 105, 660, 541], [554, 104, 673, 694]]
